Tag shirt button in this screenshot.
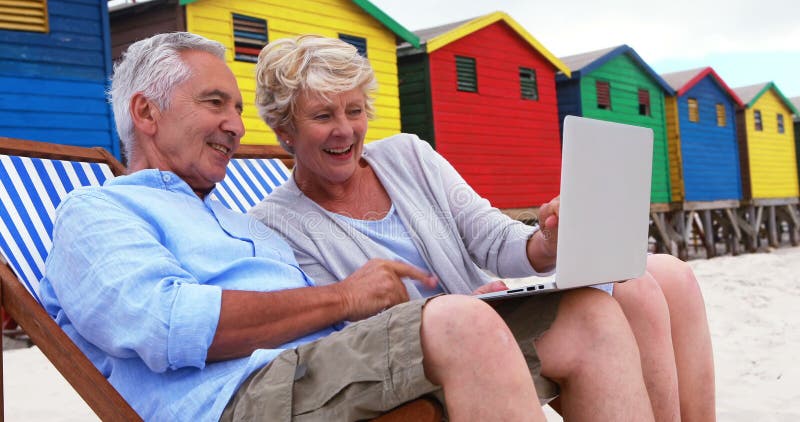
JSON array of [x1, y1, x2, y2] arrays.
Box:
[[162, 174, 171, 182]]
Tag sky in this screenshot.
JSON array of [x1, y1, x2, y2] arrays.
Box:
[[370, 0, 800, 101]]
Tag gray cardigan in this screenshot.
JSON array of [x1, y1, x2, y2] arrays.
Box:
[[249, 134, 544, 298]]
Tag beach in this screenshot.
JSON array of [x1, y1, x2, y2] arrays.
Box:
[[4, 246, 800, 420]]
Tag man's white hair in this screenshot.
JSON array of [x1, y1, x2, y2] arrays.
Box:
[[109, 32, 226, 161]]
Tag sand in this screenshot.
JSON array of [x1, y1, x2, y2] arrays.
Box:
[[4, 246, 800, 421]]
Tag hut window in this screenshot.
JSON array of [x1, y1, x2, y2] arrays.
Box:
[[519, 67, 539, 100], [596, 81, 611, 109], [638, 89, 651, 116], [754, 110, 763, 131], [232, 14, 268, 63], [455, 56, 477, 92], [339, 34, 367, 57], [777, 113, 785, 133], [688, 98, 699, 122], [0, 0, 49, 33], [716, 103, 726, 126]]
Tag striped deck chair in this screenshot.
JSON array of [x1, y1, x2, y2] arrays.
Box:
[[0, 138, 440, 421], [212, 155, 291, 213], [0, 137, 140, 420]]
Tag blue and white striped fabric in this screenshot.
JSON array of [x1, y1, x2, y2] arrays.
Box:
[[211, 158, 291, 213], [0, 154, 114, 304]]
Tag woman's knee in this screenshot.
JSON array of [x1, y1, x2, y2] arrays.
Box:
[[615, 274, 671, 329], [646, 254, 703, 304]]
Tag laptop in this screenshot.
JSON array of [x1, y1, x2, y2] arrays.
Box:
[[478, 115, 654, 301]]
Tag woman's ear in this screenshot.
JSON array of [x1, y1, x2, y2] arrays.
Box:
[[273, 126, 292, 145], [130, 93, 158, 136]]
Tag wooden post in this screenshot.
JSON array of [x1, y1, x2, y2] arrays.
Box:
[[724, 208, 742, 255], [674, 210, 688, 260], [650, 211, 671, 255], [767, 206, 779, 247], [781, 205, 800, 246], [703, 210, 715, 258]]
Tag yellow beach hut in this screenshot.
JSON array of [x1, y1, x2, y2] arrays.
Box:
[[733, 82, 800, 247], [110, 0, 419, 146]]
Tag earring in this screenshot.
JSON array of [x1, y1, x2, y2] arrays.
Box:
[[284, 139, 292, 145]]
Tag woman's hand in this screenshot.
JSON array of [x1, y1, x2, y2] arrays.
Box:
[[538, 195, 560, 253], [525, 196, 560, 272], [471, 280, 509, 295]]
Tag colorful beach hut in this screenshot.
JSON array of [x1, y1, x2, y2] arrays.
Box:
[[733, 82, 800, 248], [396, 11, 571, 212], [0, 0, 119, 157], [555, 45, 676, 253], [556, 45, 674, 205], [660, 67, 746, 256], [110, 0, 419, 146]]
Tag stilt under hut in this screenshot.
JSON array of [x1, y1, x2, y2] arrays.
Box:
[[660, 67, 745, 258], [396, 11, 571, 217], [733, 82, 800, 249]]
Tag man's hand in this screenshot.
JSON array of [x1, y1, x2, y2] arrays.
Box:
[[471, 280, 509, 295], [336, 259, 438, 321]]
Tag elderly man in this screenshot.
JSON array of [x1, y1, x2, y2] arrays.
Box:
[[40, 32, 653, 421]]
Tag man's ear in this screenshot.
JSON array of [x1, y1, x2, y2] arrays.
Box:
[[130, 93, 159, 137]]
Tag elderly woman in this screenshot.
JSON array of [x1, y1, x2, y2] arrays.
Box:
[[251, 35, 713, 420]]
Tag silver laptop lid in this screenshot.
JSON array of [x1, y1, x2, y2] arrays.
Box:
[[554, 116, 654, 289]]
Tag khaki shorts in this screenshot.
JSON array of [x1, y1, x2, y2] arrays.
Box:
[[221, 293, 562, 421]]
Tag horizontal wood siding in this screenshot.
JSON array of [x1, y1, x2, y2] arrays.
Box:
[[578, 54, 671, 204], [676, 77, 742, 202], [428, 22, 561, 209], [796, 120, 800, 187], [0, 0, 118, 157], [664, 95, 684, 201], [555, 78, 581, 145], [186, 0, 402, 146], [398, 53, 435, 147], [743, 90, 799, 199], [109, 0, 184, 62], [736, 108, 752, 199]]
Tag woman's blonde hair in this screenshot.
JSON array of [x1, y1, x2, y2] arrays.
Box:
[[255, 35, 377, 153]]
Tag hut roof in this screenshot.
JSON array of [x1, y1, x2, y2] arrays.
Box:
[[734, 82, 799, 114], [175, 0, 420, 47], [661, 67, 743, 107], [789, 96, 800, 120], [399, 11, 570, 77], [557, 44, 673, 94]]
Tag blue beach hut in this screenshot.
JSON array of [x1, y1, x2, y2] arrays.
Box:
[[0, 0, 119, 158], [661, 67, 744, 204], [660, 67, 746, 256]]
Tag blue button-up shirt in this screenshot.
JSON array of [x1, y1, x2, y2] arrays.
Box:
[[39, 170, 335, 421]]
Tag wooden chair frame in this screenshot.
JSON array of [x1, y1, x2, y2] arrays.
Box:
[[0, 137, 441, 421]]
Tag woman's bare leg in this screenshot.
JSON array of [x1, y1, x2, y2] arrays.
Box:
[[646, 254, 716, 421], [536, 288, 655, 421], [614, 273, 681, 421]]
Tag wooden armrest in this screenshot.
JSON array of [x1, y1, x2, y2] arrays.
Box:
[[372, 396, 443, 422]]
